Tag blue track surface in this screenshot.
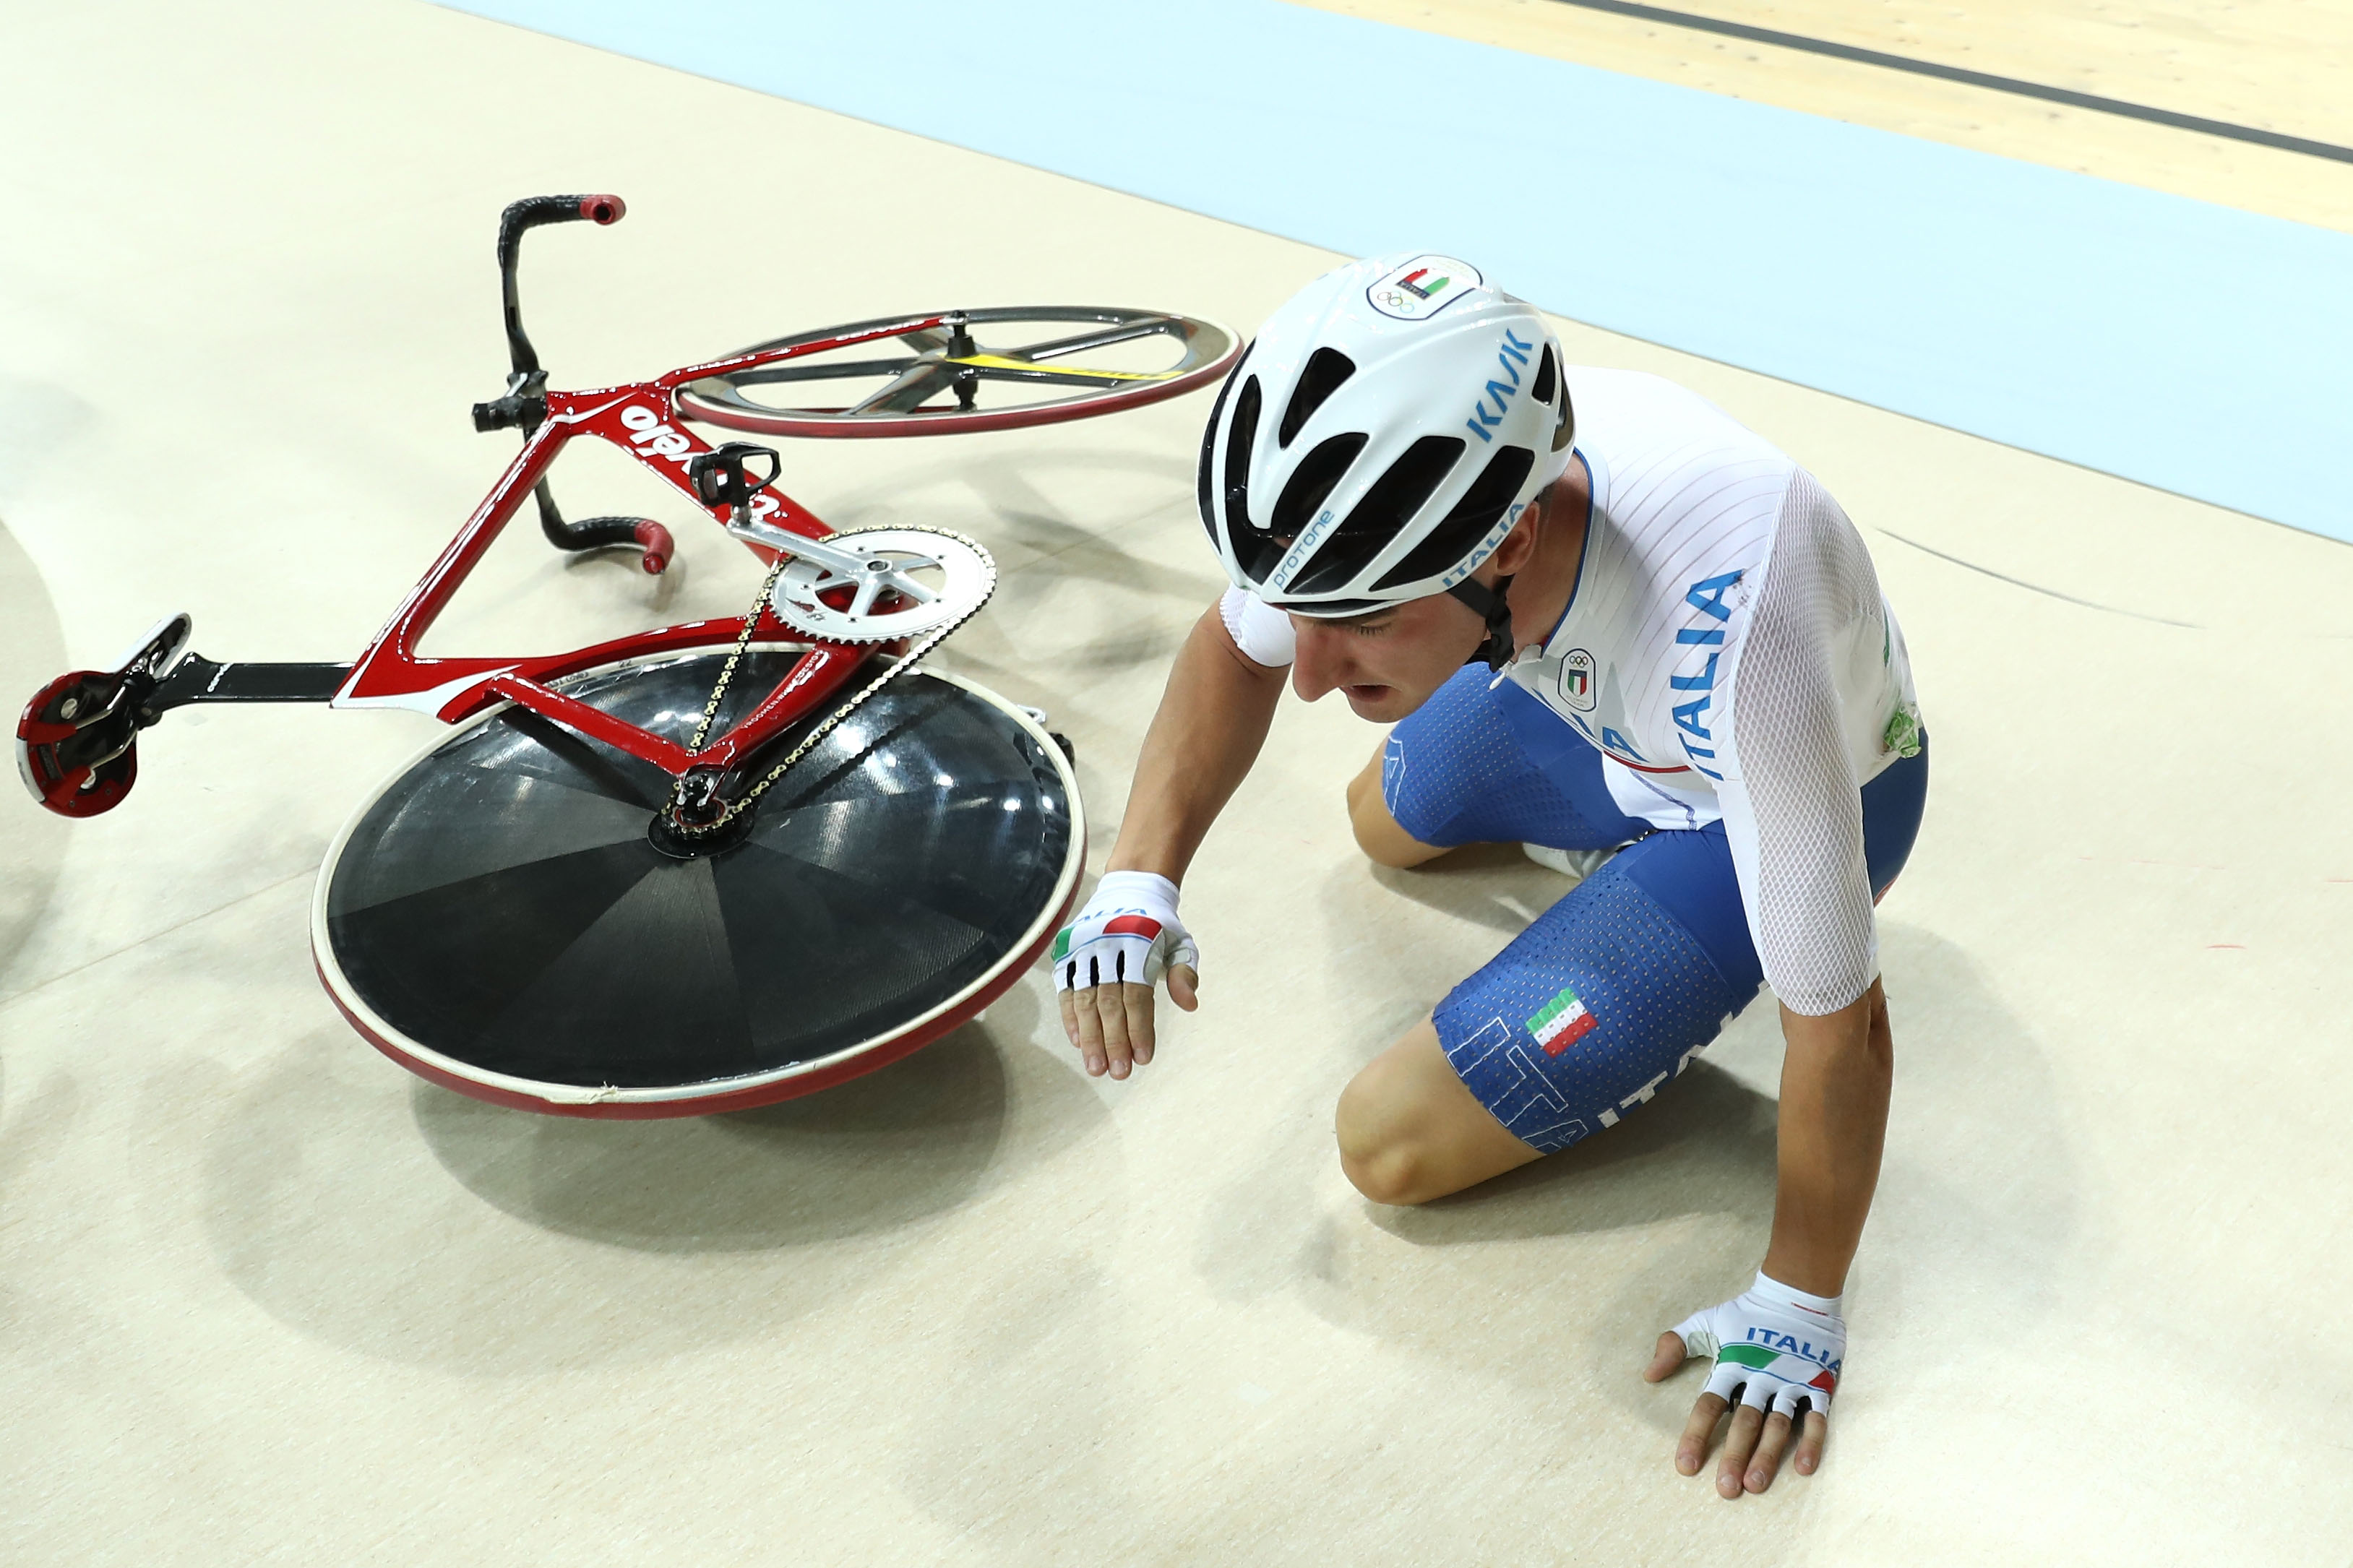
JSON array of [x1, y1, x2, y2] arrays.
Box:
[[442, 0, 2353, 543]]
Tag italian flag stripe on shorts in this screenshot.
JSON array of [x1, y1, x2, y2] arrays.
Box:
[[1526, 986, 1596, 1055]]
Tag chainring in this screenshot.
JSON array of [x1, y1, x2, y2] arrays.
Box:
[[768, 526, 996, 645]]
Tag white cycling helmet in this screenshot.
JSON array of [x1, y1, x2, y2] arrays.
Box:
[[1197, 251, 1575, 659]]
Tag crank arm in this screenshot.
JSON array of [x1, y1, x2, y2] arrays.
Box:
[[725, 518, 931, 578]]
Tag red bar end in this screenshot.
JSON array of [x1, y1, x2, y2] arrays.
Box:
[[633, 519, 673, 575]]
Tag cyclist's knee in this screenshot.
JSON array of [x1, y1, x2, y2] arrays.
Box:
[[1335, 1054, 1445, 1205], [1341, 1149, 1431, 1207], [1337, 1116, 1428, 1205]]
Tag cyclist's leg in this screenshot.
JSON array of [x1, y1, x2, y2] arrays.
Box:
[[1339, 822, 1760, 1203], [1337, 736, 1929, 1205], [1337, 1015, 1546, 1202], [1348, 665, 1651, 867]]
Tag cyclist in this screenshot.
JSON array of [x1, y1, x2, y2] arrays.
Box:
[[1051, 254, 1926, 1499]]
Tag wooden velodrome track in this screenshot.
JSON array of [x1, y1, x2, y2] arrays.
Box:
[[1299, 0, 2353, 228], [1, 2, 2347, 1562]]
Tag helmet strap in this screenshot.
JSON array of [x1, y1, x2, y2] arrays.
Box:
[[1445, 574, 1517, 671]]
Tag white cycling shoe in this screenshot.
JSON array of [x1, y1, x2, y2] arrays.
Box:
[[1522, 843, 1619, 882]]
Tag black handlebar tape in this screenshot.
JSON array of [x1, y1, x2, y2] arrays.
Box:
[[494, 193, 627, 273]]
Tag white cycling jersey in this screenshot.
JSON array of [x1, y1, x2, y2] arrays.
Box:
[[1219, 367, 1919, 1015]]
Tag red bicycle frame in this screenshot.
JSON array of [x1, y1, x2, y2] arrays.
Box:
[[335, 316, 955, 777], [18, 191, 1235, 827]]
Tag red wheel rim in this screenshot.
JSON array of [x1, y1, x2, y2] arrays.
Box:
[[676, 307, 1242, 439]]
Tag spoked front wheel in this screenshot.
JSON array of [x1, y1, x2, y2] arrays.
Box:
[[676, 306, 1240, 437], [313, 650, 1083, 1116]]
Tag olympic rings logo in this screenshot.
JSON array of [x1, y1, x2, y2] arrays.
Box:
[[1375, 290, 1418, 309]]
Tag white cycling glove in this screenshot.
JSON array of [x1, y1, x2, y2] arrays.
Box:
[[1050, 871, 1198, 994], [1672, 1271, 1845, 1419]]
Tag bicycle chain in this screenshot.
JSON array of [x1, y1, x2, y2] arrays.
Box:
[[663, 526, 997, 837]]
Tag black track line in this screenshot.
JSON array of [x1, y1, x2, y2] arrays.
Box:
[[1547, 0, 2353, 165], [1874, 527, 2201, 627]]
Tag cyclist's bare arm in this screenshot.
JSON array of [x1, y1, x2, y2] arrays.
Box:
[[1109, 603, 1286, 880], [1059, 602, 1285, 1076]]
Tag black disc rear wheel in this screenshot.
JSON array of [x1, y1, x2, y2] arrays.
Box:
[[312, 652, 1081, 1116]]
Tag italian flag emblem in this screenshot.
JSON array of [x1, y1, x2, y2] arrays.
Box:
[[1051, 916, 1162, 963], [1526, 986, 1597, 1055]]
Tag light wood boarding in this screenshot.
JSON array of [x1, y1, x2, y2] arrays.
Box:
[[1286, 0, 2353, 232]]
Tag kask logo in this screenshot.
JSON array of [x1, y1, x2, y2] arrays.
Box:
[[1465, 329, 1535, 444]]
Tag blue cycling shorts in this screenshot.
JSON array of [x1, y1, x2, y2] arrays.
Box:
[[1383, 665, 1927, 1154]]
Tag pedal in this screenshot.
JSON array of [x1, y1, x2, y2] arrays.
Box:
[[687, 441, 781, 514], [15, 612, 194, 817]]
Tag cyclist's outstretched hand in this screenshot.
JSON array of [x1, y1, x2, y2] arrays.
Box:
[[1646, 1272, 1844, 1498], [1051, 871, 1199, 1080]]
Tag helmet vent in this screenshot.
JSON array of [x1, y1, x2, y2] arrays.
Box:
[[1370, 444, 1535, 591], [1532, 344, 1557, 406], [1269, 432, 1370, 546], [1198, 348, 1248, 540], [1223, 375, 1262, 539], [1286, 436, 1465, 595], [1278, 348, 1357, 448]]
